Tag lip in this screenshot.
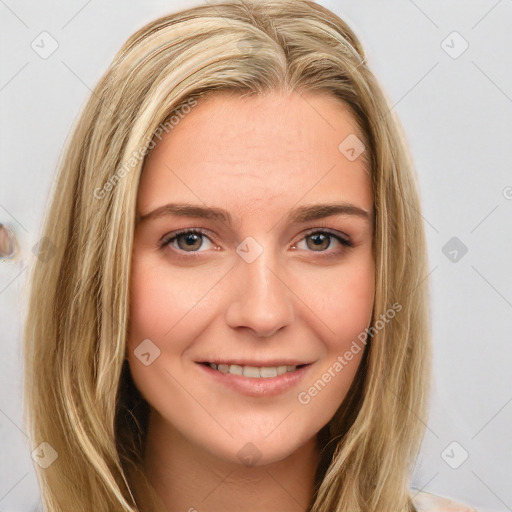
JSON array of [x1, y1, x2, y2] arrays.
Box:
[[197, 359, 310, 367], [196, 362, 313, 398]]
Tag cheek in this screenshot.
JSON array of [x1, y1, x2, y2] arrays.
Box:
[[308, 251, 375, 350], [333, 260, 375, 344], [128, 261, 171, 345], [294, 254, 374, 412], [127, 253, 211, 351], [330, 255, 374, 369], [126, 252, 225, 403], [126, 255, 201, 417]]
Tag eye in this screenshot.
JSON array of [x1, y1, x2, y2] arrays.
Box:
[[159, 229, 214, 255], [159, 228, 353, 258], [293, 229, 352, 254]]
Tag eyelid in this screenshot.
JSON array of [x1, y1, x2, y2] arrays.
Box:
[[296, 227, 352, 245]]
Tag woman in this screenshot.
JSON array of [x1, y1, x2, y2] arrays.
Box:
[[23, 1, 477, 510]]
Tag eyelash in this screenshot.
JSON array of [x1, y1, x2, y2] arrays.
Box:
[[158, 228, 353, 259]]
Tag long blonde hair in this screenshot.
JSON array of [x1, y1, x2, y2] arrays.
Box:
[[23, 1, 431, 510]]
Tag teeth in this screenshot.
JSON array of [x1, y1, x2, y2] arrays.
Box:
[[260, 366, 277, 378], [230, 364, 243, 376], [207, 362, 298, 378], [243, 366, 260, 378]]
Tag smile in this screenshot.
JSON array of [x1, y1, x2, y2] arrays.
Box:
[[197, 361, 313, 397], [203, 362, 305, 378]]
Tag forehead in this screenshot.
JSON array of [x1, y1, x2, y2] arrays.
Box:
[[138, 90, 372, 218]]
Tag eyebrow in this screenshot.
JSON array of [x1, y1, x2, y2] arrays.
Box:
[[136, 202, 371, 227]]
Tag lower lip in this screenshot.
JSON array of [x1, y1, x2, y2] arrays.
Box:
[[196, 363, 312, 397]]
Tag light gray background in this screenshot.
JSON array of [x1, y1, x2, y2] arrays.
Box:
[[1, 1, 511, 511]]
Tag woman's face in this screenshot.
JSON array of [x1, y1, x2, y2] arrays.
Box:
[[127, 90, 374, 465]]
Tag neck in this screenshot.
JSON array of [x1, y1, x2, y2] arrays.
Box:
[[143, 409, 320, 512]]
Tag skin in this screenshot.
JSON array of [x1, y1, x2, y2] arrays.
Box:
[[127, 90, 375, 512]]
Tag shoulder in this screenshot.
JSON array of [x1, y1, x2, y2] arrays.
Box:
[[411, 490, 479, 512]]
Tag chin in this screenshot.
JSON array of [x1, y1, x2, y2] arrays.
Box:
[[201, 422, 315, 468]]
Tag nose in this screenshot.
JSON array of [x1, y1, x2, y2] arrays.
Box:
[[224, 248, 295, 338]]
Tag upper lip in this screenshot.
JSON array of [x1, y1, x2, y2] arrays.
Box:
[[197, 359, 312, 367]]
